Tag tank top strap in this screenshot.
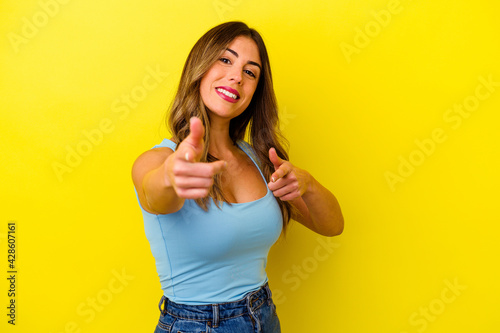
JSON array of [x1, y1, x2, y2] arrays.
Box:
[[236, 141, 260, 166], [153, 138, 177, 151], [236, 140, 268, 183]]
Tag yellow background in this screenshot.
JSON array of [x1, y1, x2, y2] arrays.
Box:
[[1, 0, 499, 332]]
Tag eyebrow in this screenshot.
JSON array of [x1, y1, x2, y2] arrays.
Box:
[[226, 48, 262, 71]]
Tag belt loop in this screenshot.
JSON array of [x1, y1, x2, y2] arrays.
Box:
[[264, 283, 272, 304], [246, 291, 261, 332], [211, 304, 220, 328], [158, 295, 167, 315]]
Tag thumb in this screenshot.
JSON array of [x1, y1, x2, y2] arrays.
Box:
[[184, 117, 205, 147], [269, 147, 284, 170], [181, 117, 205, 162]]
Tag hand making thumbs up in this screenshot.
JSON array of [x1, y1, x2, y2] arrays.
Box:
[[165, 117, 227, 199]]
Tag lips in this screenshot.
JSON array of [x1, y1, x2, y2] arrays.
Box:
[[215, 86, 240, 103]]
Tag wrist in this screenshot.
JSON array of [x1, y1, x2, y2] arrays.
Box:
[[161, 154, 176, 190], [302, 171, 315, 198]]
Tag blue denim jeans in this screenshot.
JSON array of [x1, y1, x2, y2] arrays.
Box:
[[154, 283, 281, 333]]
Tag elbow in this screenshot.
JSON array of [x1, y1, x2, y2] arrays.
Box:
[[333, 221, 344, 236], [323, 215, 344, 237]]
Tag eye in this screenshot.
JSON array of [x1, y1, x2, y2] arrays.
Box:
[[244, 69, 256, 78], [219, 57, 231, 64]]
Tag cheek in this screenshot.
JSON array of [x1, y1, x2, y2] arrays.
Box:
[[199, 76, 212, 103], [244, 83, 259, 102]]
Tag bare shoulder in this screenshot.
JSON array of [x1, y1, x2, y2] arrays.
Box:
[[131, 147, 174, 189]]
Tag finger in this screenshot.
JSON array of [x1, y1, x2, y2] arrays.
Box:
[[175, 187, 210, 199], [177, 145, 198, 163], [210, 160, 227, 175], [269, 147, 284, 170], [276, 192, 300, 201], [185, 117, 205, 147], [270, 163, 291, 183], [172, 160, 227, 178], [267, 176, 292, 191], [270, 182, 298, 199], [181, 117, 205, 161], [174, 176, 214, 189]]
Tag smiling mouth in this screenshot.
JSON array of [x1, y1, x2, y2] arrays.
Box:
[[216, 87, 240, 100]]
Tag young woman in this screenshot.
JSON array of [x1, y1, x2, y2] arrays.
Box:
[[132, 21, 343, 333]]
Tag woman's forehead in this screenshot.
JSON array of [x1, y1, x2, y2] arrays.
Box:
[[224, 36, 261, 66]]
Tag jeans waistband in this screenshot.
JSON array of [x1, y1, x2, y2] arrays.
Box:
[[158, 282, 273, 326]]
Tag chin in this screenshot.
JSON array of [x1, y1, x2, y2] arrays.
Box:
[[208, 106, 245, 120], [209, 112, 238, 120]]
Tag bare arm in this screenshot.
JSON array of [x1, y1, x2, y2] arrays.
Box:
[[289, 176, 344, 236], [132, 117, 226, 215], [267, 148, 344, 236], [132, 147, 183, 214]]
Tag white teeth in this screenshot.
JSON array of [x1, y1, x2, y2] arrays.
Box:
[[217, 88, 238, 100]]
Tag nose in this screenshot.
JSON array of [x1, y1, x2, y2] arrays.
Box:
[[228, 67, 242, 85]]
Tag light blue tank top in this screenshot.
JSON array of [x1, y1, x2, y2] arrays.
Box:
[[136, 139, 283, 305]]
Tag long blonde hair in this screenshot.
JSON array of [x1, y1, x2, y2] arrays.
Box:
[[167, 21, 293, 231]]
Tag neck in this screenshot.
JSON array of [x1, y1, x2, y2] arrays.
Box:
[[208, 115, 237, 158]]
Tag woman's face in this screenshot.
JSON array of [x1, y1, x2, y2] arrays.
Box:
[[200, 36, 262, 121]]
